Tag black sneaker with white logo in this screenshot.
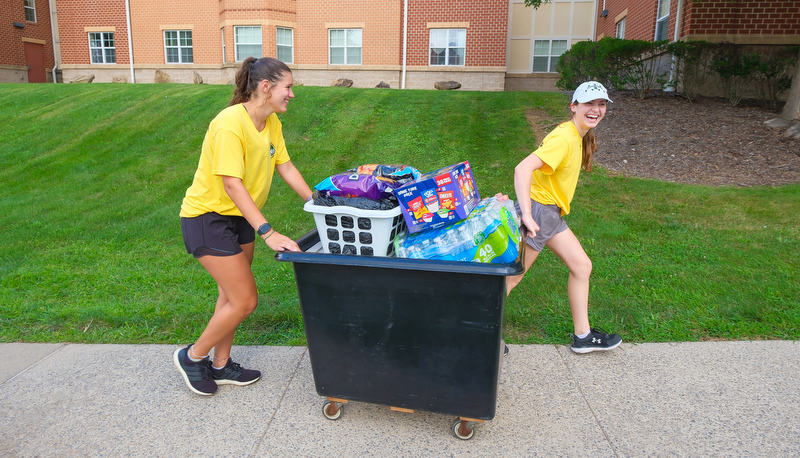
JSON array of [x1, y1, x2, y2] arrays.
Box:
[[211, 359, 261, 386], [571, 328, 622, 354], [173, 345, 217, 396]]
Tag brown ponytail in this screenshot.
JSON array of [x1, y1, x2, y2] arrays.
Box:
[[582, 129, 596, 172], [565, 105, 597, 172], [229, 57, 292, 106]]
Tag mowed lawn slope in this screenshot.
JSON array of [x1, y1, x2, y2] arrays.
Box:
[[0, 83, 797, 345]]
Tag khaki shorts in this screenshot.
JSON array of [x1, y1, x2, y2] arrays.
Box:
[[515, 199, 568, 251]]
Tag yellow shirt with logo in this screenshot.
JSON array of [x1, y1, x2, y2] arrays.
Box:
[[529, 121, 582, 216], [180, 104, 290, 218]]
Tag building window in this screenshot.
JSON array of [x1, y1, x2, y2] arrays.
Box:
[[655, 0, 670, 41], [616, 18, 626, 39], [24, 0, 36, 22], [164, 30, 193, 64], [277, 27, 293, 64], [235, 26, 262, 62], [329, 29, 362, 65], [429, 29, 465, 66], [533, 40, 567, 73], [89, 32, 116, 64]]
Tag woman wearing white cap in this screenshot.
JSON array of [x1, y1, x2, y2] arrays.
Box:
[[507, 81, 622, 353]]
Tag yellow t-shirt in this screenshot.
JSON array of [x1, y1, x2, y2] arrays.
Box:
[[180, 104, 291, 218], [529, 121, 583, 216]]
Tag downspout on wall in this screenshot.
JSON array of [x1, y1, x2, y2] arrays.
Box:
[[401, 0, 408, 89], [48, 0, 60, 82], [665, 0, 684, 91], [125, 0, 135, 83]]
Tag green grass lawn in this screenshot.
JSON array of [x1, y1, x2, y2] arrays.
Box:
[[0, 83, 797, 345]]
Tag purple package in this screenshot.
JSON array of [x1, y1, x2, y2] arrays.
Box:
[[314, 173, 401, 200]]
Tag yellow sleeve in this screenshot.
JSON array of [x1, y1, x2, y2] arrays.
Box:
[[532, 135, 569, 175]]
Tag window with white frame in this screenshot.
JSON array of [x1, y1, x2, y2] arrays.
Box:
[[89, 32, 116, 64], [164, 30, 193, 63], [533, 40, 567, 73], [616, 18, 626, 39], [655, 0, 670, 41], [329, 29, 362, 65], [277, 27, 293, 64], [24, 0, 36, 22], [235, 26, 262, 62], [429, 29, 466, 66]]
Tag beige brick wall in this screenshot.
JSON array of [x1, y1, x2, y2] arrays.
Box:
[[54, 0, 512, 90], [295, 0, 401, 66], [130, 0, 222, 64]]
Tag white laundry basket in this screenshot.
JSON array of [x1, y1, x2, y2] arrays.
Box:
[[303, 201, 406, 257]]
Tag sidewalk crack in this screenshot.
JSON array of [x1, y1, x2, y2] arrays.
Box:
[[1, 343, 68, 387], [251, 347, 308, 457], [556, 345, 619, 458]]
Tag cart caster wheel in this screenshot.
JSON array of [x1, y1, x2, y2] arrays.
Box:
[[453, 419, 475, 440], [323, 401, 342, 420]]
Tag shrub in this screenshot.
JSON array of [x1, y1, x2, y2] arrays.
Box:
[[752, 46, 798, 111], [667, 40, 716, 102], [710, 43, 761, 106], [604, 39, 670, 98], [555, 39, 615, 91], [556, 38, 669, 98]]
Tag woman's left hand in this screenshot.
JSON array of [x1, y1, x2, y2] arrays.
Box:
[[263, 231, 301, 252]]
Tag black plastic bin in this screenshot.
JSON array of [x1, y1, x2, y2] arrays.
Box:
[[275, 229, 524, 438]]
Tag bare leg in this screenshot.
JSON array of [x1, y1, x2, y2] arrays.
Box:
[[204, 242, 256, 365], [544, 229, 592, 336], [506, 244, 541, 294], [192, 242, 258, 357]]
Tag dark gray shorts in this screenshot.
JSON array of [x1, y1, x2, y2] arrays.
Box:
[[181, 212, 256, 258], [515, 199, 568, 251]]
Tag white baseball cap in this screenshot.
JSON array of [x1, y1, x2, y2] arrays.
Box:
[[571, 81, 613, 104]]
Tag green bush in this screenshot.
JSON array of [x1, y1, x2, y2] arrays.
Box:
[[556, 38, 669, 98], [710, 42, 761, 106], [752, 45, 798, 111], [558, 38, 797, 107], [555, 39, 615, 90], [666, 40, 716, 102], [605, 39, 669, 98]]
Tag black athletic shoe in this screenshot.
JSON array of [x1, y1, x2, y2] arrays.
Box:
[[571, 328, 622, 354], [504, 344, 510, 357], [173, 345, 217, 396], [210, 359, 261, 386]]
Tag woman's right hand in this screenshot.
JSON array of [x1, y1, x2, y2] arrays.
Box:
[[263, 231, 301, 252], [521, 214, 539, 239]]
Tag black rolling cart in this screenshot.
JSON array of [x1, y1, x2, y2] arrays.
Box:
[[275, 230, 523, 439]]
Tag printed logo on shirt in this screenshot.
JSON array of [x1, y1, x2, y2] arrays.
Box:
[[270, 144, 276, 158]]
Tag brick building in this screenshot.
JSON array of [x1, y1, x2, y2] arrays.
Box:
[[51, 0, 518, 90], [1, 0, 58, 83], [593, 0, 800, 97], [7, 1, 797, 90], [5, 0, 599, 90], [506, 0, 598, 91], [595, 0, 800, 45]]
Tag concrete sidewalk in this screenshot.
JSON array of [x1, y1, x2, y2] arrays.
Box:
[[2, 341, 798, 457]]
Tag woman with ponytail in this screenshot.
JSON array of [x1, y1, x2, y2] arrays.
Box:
[[507, 81, 622, 354], [174, 57, 313, 395]]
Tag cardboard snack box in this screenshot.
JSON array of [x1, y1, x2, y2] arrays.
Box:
[[396, 161, 480, 233]]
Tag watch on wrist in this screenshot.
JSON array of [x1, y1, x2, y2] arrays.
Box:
[[257, 222, 272, 236]]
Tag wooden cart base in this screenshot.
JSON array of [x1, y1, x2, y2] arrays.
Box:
[[322, 397, 486, 440]]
